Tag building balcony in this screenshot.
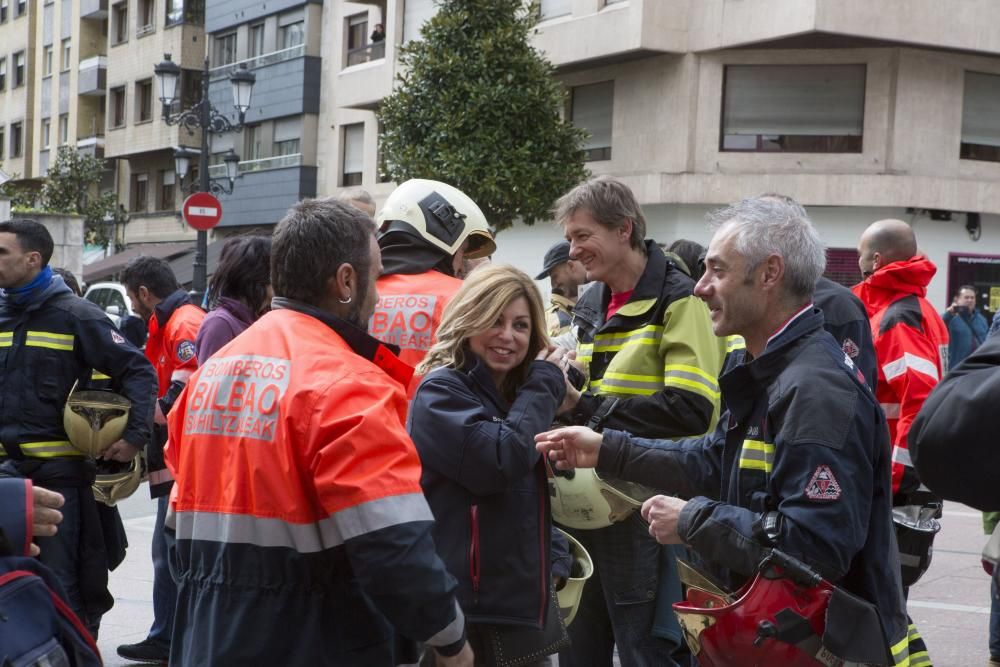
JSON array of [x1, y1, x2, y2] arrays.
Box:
[[78, 56, 107, 96], [337, 47, 393, 110], [76, 135, 106, 159], [210, 159, 317, 228], [533, 0, 688, 69], [208, 45, 320, 123], [80, 0, 108, 20]]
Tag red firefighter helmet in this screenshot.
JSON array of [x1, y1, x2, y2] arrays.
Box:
[[673, 550, 891, 667]]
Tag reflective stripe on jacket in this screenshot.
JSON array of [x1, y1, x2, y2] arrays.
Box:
[[570, 241, 727, 439], [165, 302, 463, 665], [371, 270, 463, 396], [853, 258, 948, 498]]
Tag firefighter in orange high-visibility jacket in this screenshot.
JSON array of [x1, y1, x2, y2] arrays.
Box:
[[164, 199, 472, 667], [372, 179, 495, 395]]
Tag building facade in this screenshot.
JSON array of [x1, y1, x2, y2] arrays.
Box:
[[1, 0, 37, 181]]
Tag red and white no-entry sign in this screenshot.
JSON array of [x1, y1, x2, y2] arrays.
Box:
[[182, 192, 223, 231]]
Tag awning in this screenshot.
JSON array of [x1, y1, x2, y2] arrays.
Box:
[[83, 242, 195, 284], [168, 240, 226, 288]]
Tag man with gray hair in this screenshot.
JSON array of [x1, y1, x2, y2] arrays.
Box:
[[338, 186, 377, 218], [537, 196, 922, 665]]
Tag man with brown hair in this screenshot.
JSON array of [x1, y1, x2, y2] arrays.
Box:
[[551, 176, 726, 666]]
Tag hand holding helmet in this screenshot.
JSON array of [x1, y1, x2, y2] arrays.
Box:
[[535, 425, 603, 470], [640, 495, 687, 545], [101, 438, 142, 462]]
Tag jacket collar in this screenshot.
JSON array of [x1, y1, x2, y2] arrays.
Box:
[[573, 240, 668, 329], [852, 256, 936, 314], [271, 297, 413, 387], [720, 307, 825, 420], [217, 297, 255, 327], [457, 350, 509, 411], [152, 290, 193, 331], [0, 272, 72, 315]]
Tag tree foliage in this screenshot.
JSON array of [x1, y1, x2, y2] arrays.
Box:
[[378, 0, 588, 231], [38, 146, 125, 250]]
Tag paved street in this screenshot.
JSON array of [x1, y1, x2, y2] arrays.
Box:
[[96, 495, 993, 666]]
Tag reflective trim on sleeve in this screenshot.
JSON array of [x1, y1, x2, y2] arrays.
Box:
[[91, 370, 111, 381], [25, 331, 75, 351], [880, 402, 901, 419], [0, 444, 5, 456], [600, 371, 660, 396], [148, 468, 175, 485], [738, 439, 774, 473], [424, 600, 465, 648], [576, 342, 594, 365], [171, 369, 194, 383], [882, 353, 938, 382], [663, 364, 720, 401], [172, 492, 434, 553], [891, 445, 913, 468], [20, 441, 84, 458], [0, 332, 13, 348], [725, 336, 746, 353]]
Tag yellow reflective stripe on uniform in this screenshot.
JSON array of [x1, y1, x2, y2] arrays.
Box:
[[0, 444, 5, 456], [738, 439, 774, 473], [593, 325, 662, 353], [577, 342, 594, 365], [663, 364, 720, 401], [890, 631, 910, 666], [91, 370, 111, 381], [25, 331, 75, 351], [19, 441, 84, 458], [905, 623, 930, 667], [0, 332, 13, 348], [726, 335, 746, 353], [589, 378, 602, 391], [600, 371, 660, 396]]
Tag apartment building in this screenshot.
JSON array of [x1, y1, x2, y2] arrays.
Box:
[[203, 0, 322, 230], [104, 0, 205, 244], [0, 0, 36, 180], [321, 0, 1000, 309]]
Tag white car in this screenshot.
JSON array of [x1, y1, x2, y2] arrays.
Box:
[[84, 282, 135, 328]]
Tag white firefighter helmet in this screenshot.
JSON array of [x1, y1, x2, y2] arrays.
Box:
[[63, 382, 131, 458], [93, 455, 144, 506], [555, 528, 593, 626], [548, 466, 659, 530], [376, 179, 496, 259]]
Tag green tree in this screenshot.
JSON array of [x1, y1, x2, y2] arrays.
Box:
[[378, 0, 588, 231], [38, 146, 124, 249]]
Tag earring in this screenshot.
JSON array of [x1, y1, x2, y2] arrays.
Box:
[[338, 294, 352, 304]]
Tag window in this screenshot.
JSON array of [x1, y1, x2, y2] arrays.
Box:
[[249, 23, 265, 58], [61, 39, 70, 71], [274, 138, 299, 156], [961, 71, 1000, 163], [571, 81, 614, 162], [215, 32, 237, 66], [165, 0, 202, 26], [245, 125, 261, 160], [138, 0, 155, 35], [342, 123, 364, 186], [110, 86, 126, 127], [112, 2, 128, 44], [0, 0, 7, 22], [43, 46, 53, 76], [0, 58, 6, 91], [0, 128, 4, 159], [10, 122, 22, 158], [59, 114, 68, 144], [280, 21, 304, 49], [539, 0, 572, 19], [159, 170, 175, 210], [13, 51, 24, 87], [825, 248, 862, 288], [131, 173, 148, 212], [15, 0, 24, 17], [136, 79, 153, 122], [346, 13, 370, 66], [721, 64, 866, 153], [41, 119, 50, 148], [180, 68, 201, 108]]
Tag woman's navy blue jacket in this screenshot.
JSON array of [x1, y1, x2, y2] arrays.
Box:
[[409, 355, 569, 628]]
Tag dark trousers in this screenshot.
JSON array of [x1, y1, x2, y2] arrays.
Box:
[[148, 495, 175, 645], [35, 484, 86, 626]]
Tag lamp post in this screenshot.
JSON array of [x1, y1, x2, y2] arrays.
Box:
[[154, 53, 255, 300]]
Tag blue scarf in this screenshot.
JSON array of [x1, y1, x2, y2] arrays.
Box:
[[3, 266, 55, 306]]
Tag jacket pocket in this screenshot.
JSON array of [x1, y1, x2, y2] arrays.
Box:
[[469, 505, 481, 593]]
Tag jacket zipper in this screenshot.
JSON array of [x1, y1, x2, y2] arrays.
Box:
[[469, 505, 481, 593]]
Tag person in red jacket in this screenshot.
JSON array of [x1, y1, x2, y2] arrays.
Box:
[[853, 219, 948, 503], [372, 179, 495, 394], [165, 198, 472, 666], [117, 257, 205, 664]]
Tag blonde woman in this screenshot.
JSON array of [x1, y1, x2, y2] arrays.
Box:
[[410, 264, 577, 666]]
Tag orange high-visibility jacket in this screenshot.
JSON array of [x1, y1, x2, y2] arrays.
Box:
[[164, 303, 464, 665], [372, 270, 462, 395]]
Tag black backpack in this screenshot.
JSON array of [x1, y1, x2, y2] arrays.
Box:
[[0, 554, 102, 667]]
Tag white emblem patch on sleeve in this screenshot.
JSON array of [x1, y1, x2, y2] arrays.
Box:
[[111, 330, 126, 344], [804, 465, 842, 501]]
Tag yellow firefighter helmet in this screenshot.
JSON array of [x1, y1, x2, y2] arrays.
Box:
[[63, 382, 131, 458], [555, 528, 593, 626]]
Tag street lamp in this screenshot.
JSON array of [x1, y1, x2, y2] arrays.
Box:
[[154, 53, 256, 301]]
